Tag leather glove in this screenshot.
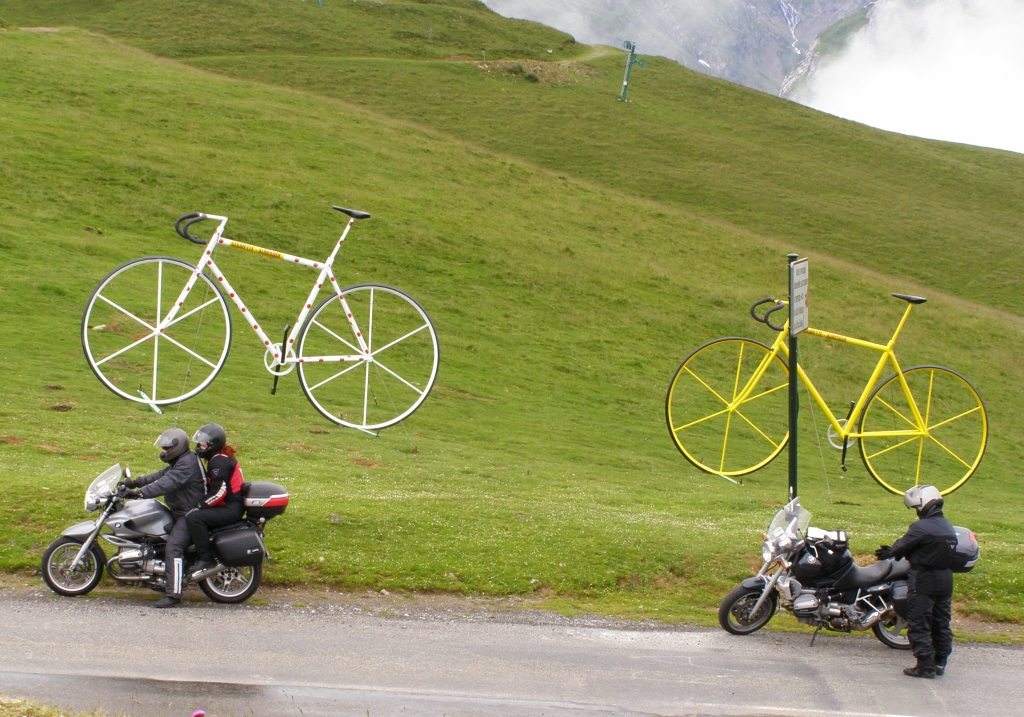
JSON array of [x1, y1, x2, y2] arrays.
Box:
[[124, 488, 143, 499], [123, 477, 140, 489], [875, 544, 893, 560]]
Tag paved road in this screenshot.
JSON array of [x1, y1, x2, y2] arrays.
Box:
[[1, 587, 1021, 717]]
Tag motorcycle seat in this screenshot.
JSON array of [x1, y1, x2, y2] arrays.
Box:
[[833, 558, 911, 590]]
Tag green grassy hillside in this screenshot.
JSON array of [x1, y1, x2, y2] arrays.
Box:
[[4, 0, 1023, 315], [0, 15, 1022, 627]]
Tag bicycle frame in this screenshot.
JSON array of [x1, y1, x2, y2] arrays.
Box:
[[736, 302, 925, 443], [159, 214, 370, 370]]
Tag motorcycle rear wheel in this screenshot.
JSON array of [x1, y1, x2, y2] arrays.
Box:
[[872, 613, 911, 649], [719, 585, 778, 635], [199, 563, 262, 604], [42, 537, 106, 597]]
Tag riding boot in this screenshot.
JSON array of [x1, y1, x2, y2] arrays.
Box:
[[903, 664, 936, 679]]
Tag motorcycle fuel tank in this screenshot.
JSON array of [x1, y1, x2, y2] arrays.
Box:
[[108, 499, 173, 537]]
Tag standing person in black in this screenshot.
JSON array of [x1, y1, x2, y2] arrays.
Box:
[[186, 423, 245, 578], [875, 485, 958, 679], [123, 428, 205, 608]]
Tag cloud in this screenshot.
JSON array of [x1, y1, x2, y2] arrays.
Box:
[[796, 0, 1024, 154]]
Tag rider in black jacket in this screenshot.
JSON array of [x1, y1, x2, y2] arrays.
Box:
[[186, 423, 246, 578], [124, 428, 205, 608], [876, 485, 957, 679]]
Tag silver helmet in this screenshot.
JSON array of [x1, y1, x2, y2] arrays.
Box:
[[154, 428, 190, 463], [904, 485, 942, 513]]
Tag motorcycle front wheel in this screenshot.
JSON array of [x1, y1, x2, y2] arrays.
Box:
[[719, 585, 778, 635], [199, 563, 262, 604], [872, 613, 911, 649], [42, 537, 106, 597]]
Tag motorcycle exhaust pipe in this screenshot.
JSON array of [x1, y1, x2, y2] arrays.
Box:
[[191, 564, 226, 582]]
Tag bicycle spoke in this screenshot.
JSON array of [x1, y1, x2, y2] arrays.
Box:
[[927, 434, 973, 469], [915, 436, 925, 486], [373, 359, 425, 396], [370, 323, 431, 357], [363, 361, 370, 426], [928, 406, 982, 431], [864, 435, 921, 460], [152, 261, 162, 401], [719, 409, 739, 472], [162, 297, 221, 329], [872, 395, 918, 429], [307, 360, 364, 392], [684, 367, 730, 407], [738, 382, 788, 406], [368, 287, 374, 352], [672, 406, 731, 433], [158, 332, 218, 369], [731, 343, 745, 401], [733, 409, 781, 449], [95, 294, 156, 332], [312, 320, 361, 354], [95, 331, 156, 366]]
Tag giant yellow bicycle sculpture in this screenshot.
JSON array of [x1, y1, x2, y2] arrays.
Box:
[[666, 294, 987, 495]]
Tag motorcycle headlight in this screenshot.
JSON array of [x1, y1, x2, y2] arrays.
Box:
[[761, 541, 776, 562]]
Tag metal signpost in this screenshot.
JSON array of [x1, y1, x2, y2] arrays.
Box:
[[620, 41, 647, 101], [788, 254, 808, 501]]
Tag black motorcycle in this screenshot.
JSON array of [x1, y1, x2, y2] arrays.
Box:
[[719, 499, 979, 648], [723, 499, 908, 648], [42, 464, 288, 604]]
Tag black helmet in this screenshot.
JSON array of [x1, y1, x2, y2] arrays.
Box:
[[192, 423, 226, 459], [154, 428, 190, 463]]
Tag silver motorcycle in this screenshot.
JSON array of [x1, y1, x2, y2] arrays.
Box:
[[719, 499, 911, 648], [42, 464, 288, 604]]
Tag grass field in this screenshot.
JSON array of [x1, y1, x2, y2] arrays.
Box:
[[0, 2, 1022, 629]]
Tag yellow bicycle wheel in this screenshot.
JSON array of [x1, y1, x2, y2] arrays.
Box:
[[858, 366, 987, 495], [666, 338, 790, 477]]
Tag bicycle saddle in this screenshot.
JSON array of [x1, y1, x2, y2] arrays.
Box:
[[333, 206, 371, 220], [892, 293, 926, 304]]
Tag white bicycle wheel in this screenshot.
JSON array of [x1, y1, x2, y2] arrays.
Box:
[[297, 284, 438, 430], [82, 256, 232, 405]]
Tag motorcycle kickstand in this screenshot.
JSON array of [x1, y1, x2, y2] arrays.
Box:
[[270, 324, 292, 395], [809, 626, 821, 647]]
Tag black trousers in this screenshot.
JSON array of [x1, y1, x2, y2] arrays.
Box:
[[907, 590, 953, 669], [165, 517, 191, 599], [186, 502, 244, 562]]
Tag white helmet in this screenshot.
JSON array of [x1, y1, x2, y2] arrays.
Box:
[[904, 485, 942, 511]]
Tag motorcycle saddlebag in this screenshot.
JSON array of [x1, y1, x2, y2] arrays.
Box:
[[211, 524, 264, 567], [891, 580, 909, 618], [951, 526, 979, 573], [243, 481, 289, 520]]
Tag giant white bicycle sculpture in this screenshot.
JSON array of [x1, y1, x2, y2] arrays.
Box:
[[82, 208, 439, 431]]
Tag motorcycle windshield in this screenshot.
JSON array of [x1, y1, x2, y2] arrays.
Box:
[[86, 464, 122, 501], [767, 498, 811, 540]]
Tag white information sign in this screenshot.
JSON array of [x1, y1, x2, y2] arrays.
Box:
[[790, 258, 809, 336]]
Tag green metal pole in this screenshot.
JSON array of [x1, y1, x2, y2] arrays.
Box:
[[621, 41, 636, 101], [788, 253, 799, 502]]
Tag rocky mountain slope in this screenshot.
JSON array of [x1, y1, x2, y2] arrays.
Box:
[[483, 0, 870, 94]]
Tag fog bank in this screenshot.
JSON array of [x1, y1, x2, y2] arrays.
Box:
[[796, 0, 1024, 154]]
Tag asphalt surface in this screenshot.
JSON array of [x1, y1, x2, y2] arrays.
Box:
[[1, 585, 1022, 717]]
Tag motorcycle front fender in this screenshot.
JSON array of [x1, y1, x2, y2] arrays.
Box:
[[61, 520, 98, 540], [742, 576, 768, 590]]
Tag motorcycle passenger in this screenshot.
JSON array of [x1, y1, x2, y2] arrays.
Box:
[[875, 485, 957, 679], [123, 428, 205, 608], [186, 423, 245, 579]]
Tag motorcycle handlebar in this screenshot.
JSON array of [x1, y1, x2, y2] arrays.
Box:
[[750, 297, 787, 332], [174, 212, 209, 244]]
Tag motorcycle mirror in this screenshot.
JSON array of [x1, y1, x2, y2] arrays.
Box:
[[124, 466, 132, 480]]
